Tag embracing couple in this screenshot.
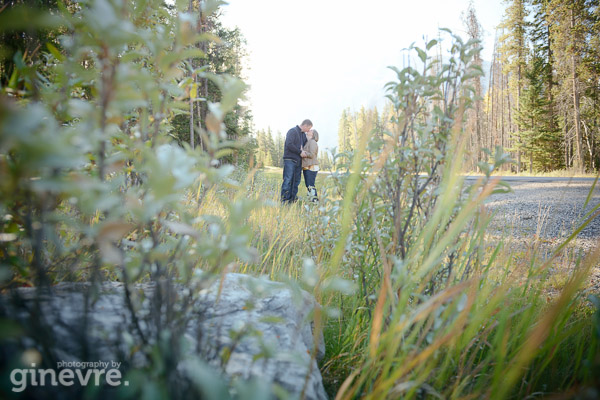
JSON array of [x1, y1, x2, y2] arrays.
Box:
[[280, 119, 320, 204]]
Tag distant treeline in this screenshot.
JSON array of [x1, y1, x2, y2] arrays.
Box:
[[253, 128, 334, 170]]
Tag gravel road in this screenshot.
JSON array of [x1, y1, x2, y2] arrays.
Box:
[[482, 177, 600, 292], [484, 179, 600, 248], [480, 177, 600, 262]]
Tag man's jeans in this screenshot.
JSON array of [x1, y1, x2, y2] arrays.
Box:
[[281, 159, 302, 203]]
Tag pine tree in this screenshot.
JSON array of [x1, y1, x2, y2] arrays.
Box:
[[531, 0, 556, 130], [515, 51, 553, 172], [462, 1, 484, 168], [356, 106, 368, 148], [547, 0, 588, 170], [522, 0, 563, 170], [578, 0, 600, 170], [499, 0, 530, 172], [273, 131, 284, 167], [337, 108, 353, 153], [255, 129, 267, 167], [318, 150, 333, 171], [265, 127, 276, 167]]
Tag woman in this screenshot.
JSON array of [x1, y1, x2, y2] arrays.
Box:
[[301, 129, 319, 201]]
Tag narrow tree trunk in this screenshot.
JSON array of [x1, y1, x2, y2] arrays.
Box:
[[199, 1, 208, 151], [507, 78, 515, 172], [570, 7, 583, 172], [475, 82, 481, 161], [487, 57, 494, 150], [565, 112, 570, 168], [499, 68, 503, 151], [583, 121, 594, 170], [530, 117, 534, 173], [190, 96, 195, 148], [487, 34, 498, 154], [546, 23, 555, 132], [189, 0, 195, 149], [516, 60, 522, 174]]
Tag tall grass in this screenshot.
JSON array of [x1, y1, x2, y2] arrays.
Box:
[[199, 165, 598, 398], [196, 160, 598, 398], [198, 33, 600, 398]]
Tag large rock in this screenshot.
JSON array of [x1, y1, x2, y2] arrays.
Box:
[[0, 273, 327, 400]]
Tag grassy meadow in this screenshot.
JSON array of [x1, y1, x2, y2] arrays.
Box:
[[200, 163, 599, 399]]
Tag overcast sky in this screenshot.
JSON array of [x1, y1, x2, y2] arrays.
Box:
[[220, 0, 505, 151]]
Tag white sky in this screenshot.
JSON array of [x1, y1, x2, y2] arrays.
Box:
[[220, 0, 505, 151]]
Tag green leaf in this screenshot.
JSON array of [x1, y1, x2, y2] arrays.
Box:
[[181, 358, 231, 400], [7, 69, 19, 89], [197, 32, 223, 45], [211, 75, 246, 113], [161, 48, 205, 70], [415, 46, 427, 63], [0, 6, 62, 31], [201, 0, 227, 16], [46, 43, 64, 62], [321, 276, 356, 295], [0, 319, 23, 340], [302, 258, 319, 288]]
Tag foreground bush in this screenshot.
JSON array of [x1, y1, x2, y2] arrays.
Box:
[[1, 0, 261, 398]]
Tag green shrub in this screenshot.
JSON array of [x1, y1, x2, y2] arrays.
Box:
[[1, 1, 258, 398]]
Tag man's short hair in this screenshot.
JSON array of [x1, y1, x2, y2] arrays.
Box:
[[301, 119, 313, 127]]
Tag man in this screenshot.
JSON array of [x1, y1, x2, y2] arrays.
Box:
[[281, 119, 312, 203]]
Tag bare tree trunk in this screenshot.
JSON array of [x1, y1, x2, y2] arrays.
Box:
[[570, 7, 583, 172], [190, 98, 195, 148], [198, 0, 208, 151], [475, 85, 481, 161], [486, 63, 494, 149], [583, 121, 594, 170], [487, 33, 497, 155], [507, 79, 514, 172], [501, 70, 506, 169], [198, 89, 206, 150], [516, 65, 522, 174], [565, 129, 568, 169], [546, 23, 555, 132], [565, 113, 571, 168], [188, 0, 195, 149]]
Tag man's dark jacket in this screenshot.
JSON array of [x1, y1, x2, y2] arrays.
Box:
[[283, 125, 307, 164]]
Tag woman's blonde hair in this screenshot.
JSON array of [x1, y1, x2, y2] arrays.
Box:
[[310, 129, 319, 142]]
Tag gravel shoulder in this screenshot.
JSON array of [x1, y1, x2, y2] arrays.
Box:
[[484, 179, 600, 292], [485, 180, 599, 248]]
